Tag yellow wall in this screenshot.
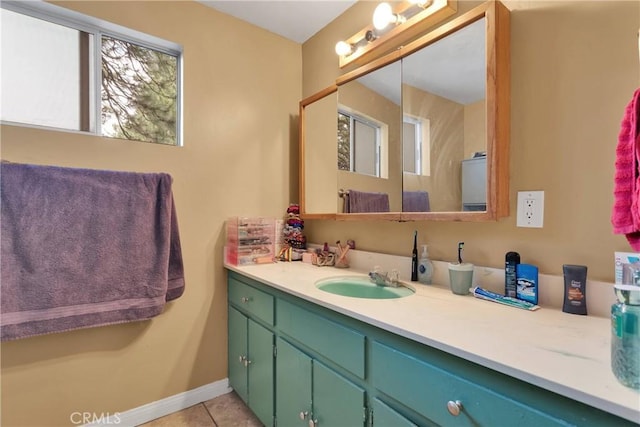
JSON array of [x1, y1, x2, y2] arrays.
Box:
[[302, 0, 639, 281], [464, 100, 486, 158], [403, 84, 465, 211], [0, 1, 301, 426]]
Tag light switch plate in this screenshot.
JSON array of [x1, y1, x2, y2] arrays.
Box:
[[517, 191, 544, 228]]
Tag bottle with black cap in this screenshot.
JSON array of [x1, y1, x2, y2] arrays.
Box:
[[505, 252, 520, 297]]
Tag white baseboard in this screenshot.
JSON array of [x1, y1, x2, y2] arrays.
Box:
[[84, 378, 232, 426]]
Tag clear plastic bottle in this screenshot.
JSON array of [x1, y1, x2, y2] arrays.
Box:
[[611, 282, 640, 390], [418, 245, 433, 285]]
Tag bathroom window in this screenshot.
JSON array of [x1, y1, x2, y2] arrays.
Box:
[[338, 110, 383, 177], [403, 115, 431, 176], [1, 2, 182, 146]]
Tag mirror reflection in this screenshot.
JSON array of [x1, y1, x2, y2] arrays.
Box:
[[401, 17, 486, 212], [337, 61, 402, 213], [333, 17, 487, 214], [303, 90, 339, 214]]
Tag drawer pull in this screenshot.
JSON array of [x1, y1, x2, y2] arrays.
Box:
[[308, 419, 318, 427], [299, 411, 308, 420], [447, 400, 463, 416], [240, 296, 251, 303]]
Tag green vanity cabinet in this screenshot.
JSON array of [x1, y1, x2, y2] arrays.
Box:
[[371, 340, 565, 426], [371, 398, 418, 427], [275, 337, 312, 427], [228, 278, 275, 427], [228, 306, 249, 402], [276, 337, 366, 427], [276, 299, 366, 379], [226, 271, 636, 427]]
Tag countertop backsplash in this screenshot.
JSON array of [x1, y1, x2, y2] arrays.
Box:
[[310, 244, 617, 318]]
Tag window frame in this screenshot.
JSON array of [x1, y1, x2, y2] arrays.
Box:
[[338, 108, 383, 178], [403, 115, 422, 174], [1, 0, 184, 146], [403, 113, 431, 176]]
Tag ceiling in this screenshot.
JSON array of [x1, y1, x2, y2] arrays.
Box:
[[198, 1, 485, 105], [197, 0, 357, 43]]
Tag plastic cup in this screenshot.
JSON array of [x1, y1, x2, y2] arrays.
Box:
[[448, 263, 474, 295]]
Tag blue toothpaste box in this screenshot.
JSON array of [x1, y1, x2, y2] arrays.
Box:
[[516, 263, 538, 305]]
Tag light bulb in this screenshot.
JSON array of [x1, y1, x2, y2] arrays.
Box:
[[335, 41, 352, 56], [373, 2, 393, 30]]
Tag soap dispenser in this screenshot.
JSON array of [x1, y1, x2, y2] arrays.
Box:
[[418, 245, 433, 285]]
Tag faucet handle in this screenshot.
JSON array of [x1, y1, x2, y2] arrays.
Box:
[[389, 269, 399, 283]]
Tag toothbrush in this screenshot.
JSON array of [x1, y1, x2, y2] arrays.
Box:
[[457, 242, 464, 264], [411, 231, 418, 281]]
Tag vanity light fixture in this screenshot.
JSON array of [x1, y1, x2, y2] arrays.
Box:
[[335, 0, 457, 68], [334, 29, 377, 56], [372, 2, 405, 31], [408, 0, 433, 7]]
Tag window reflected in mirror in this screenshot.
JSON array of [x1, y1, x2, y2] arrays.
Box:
[[403, 115, 430, 176], [336, 60, 401, 212], [337, 110, 384, 178]]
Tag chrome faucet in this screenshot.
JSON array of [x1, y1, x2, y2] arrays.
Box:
[[369, 267, 401, 288]]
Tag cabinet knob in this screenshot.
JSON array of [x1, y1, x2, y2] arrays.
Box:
[[241, 296, 251, 303], [243, 358, 252, 367], [299, 411, 308, 420], [308, 419, 318, 427], [447, 400, 463, 416], [238, 355, 246, 363]]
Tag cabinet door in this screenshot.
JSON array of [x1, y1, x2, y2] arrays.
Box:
[[312, 361, 365, 427], [372, 398, 417, 427], [276, 337, 312, 427], [371, 341, 566, 426], [228, 306, 248, 403], [248, 320, 274, 427]]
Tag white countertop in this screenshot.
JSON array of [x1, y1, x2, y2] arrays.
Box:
[[225, 261, 640, 423]]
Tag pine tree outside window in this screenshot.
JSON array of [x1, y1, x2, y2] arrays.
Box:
[[1, 2, 182, 146]]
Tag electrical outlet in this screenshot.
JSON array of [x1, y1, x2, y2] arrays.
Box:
[[517, 191, 544, 228]]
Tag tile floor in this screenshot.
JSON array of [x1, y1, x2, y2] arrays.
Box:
[[138, 391, 262, 427]]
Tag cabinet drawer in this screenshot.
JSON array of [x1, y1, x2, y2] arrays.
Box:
[[277, 300, 365, 379], [371, 341, 565, 427], [228, 277, 274, 326]]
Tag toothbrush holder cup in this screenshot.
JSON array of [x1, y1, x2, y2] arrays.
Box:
[[448, 263, 474, 295]]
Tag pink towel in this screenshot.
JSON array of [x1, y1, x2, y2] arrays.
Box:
[[612, 88, 640, 250]]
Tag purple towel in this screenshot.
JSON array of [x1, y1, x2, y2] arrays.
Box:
[[347, 190, 390, 213], [403, 191, 430, 212], [0, 162, 185, 341]]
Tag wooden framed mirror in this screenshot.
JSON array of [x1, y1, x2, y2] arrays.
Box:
[[300, 1, 510, 221]]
